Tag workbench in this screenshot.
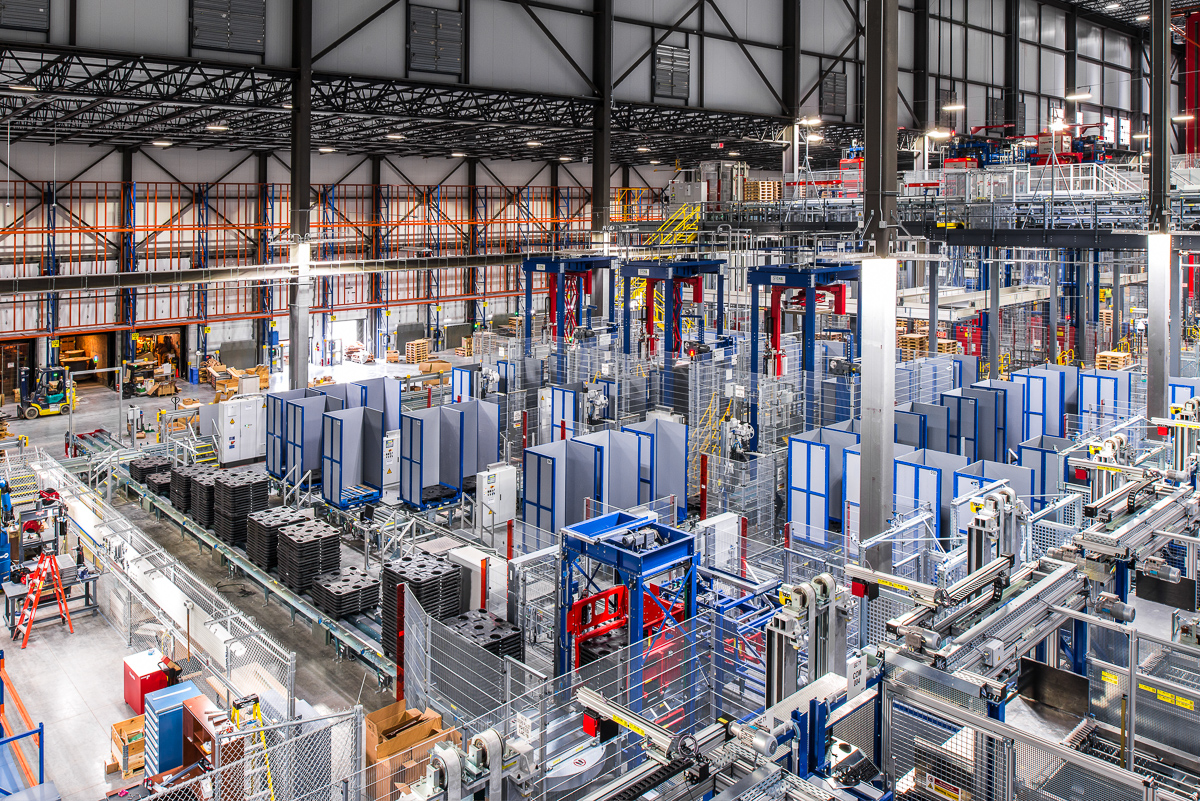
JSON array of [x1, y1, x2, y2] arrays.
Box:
[[2, 572, 99, 638]]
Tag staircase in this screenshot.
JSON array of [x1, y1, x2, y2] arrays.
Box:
[[191, 436, 218, 465], [645, 203, 700, 247]]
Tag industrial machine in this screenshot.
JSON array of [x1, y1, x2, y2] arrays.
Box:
[[17, 366, 75, 420]]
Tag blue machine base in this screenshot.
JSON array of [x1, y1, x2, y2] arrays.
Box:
[[336, 485, 382, 509]]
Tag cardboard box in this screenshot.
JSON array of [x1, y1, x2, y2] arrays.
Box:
[[417, 360, 451, 374], [366, 706, 461, 801]]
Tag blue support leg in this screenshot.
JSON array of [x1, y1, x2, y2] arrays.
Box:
[[717, 274, 725, 335], [623, 275, 632, 355], [750, 282, 760, 451]]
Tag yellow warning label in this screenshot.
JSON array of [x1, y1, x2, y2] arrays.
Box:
[[610, 713, 645, 737], [1178, 697, 1195, 711], [878, 579, 910, 592], [924, 774, 962, 801], [1102, 671, 1120, 685]]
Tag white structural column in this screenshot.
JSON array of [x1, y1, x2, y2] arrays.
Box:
[[1147, 233, 1171, 422], [860, 257, 897, 570], [289, 241, 312, 392]]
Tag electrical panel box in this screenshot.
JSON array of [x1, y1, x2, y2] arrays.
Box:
[[237, 375, 259, 395], [1037, 132, 1072, 155], [667, 180, 706, 208], [382, 429, 402, 491], [216, 396, 266, 464], [476, 465, 517, 537]]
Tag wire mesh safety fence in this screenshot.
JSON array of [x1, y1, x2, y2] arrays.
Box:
[[30, 450, 299, 722], [145, 708, 364, 801]]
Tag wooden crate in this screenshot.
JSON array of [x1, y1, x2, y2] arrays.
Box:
[[386, 349, 401, 364], [405, 339, 431, 364], [112, 715, 145, 777], [1096, 350, 1133, 370]]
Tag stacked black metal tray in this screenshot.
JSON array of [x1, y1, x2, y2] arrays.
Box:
[[380, 554, 463, 659], [213, 471, 270, 547], [128, 455, 171, 484], [189, 472, 217, 529], [147, 472, 172, 497], [277, 520, 341, 592], [169, 465, 210, 512], [246, 508, 309, 571], [447, 609, 524, 661], [311, 566, 381, 618], [579, 629, 626, 665]]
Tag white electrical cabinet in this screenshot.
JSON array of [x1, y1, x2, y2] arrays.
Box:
[[382, 430, 402, 492], [216, 396, 266, 464], [476, 464, 517, 540]]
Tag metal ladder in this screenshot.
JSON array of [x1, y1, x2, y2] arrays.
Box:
[[12, 552, 73, 649], [230, 695, 275, 801]]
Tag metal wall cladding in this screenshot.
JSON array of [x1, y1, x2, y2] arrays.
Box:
[[0, 1, 49, 33], [191, 0, 266, 55], [409, 5, 463, 76]]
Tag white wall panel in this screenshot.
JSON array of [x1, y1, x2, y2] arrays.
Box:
[[1040, 5, 1064, 48], [1078, 20, 1102, 59], [800, 0, 857, 56], [612, 21, 660, 104], [1040, 49, 1064, 96], [701, 38, 781, 114], [1018, 0, 1037, 40], [1019, 43, 1038, 91], [470, 0, 592, 96], [75, 0, 189, 56], [898, 10, 914, 71], [1105, 29, 1130, 68], [312, 0, 406, 77], [741, 0, 786, 48]]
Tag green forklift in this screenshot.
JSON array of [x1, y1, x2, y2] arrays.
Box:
[[17, 366, 76, 420]]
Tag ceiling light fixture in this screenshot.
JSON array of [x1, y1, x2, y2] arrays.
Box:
[[942, 103, 965, 112], [319, 147, 337, 153], [558, 156, 572, 161], [637, 146, 651, 152], [451, 152, 468, 157], [800, 117, 821, 126], [1173, 114, 1195, 122], [729, 151, 741, 156], [282, 103, 293, 110], [649, 160, 662, 164], [8, 84, 36, 92], [205, 122, 229, 131], [807, 134, 825, 142], [385, 133, 406, 140], [1132, 133, 1150, 139], [151, 140, 173, 147], [525, 140, 542, 147], [1104, 2, 1120, 9], [1136, 14, 1149, 20], [1065, 91, 1091, 101], [926, 129, 951, 139]]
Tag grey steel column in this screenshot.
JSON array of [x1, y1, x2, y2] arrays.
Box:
[[1004, 0, 1020, 131], [989, 253, 1000, 378], [927, 249, 938, 357], [590, 0, 613, 233], [1147, 0, 1170, 422], [1065, 10, 1078, 122], [288, 0, 313, 392], [1049, 250, 1059, 364], [1110, 254, 1121, 352], [1171, 244, 1182, 376], [861, 258, 897, 568], [860, 0, 898, 550]]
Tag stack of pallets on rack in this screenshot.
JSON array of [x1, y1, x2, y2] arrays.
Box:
[[447, 609, 524, 661], [277, 520, 341, 592], [1096, 350, 1134, 370], [213, 472, 269, 547], [128, 456, 170, 485], [381, 554, 463, 657], [188, 472, 217, 529], [898, 332, 928, 361], [311, 565, 381, 618], [246, 507, 308, 571]]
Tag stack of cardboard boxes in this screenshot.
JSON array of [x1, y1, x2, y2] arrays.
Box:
[[366, 701, 461, 800]]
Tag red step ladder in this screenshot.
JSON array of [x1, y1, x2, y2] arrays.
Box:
[[11, 553, 73, 649]]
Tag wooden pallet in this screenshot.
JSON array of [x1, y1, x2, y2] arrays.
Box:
[[1098, 309, 1114, 327], [386, 349, 401, 363], [1096, 350, 1134, 370], [405, 338, 431, 364], [936, 339, 961, 355], [744, 180, 782, 203], [460, 336, 474, 357]]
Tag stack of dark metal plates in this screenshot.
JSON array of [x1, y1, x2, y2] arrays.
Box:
[[169, 465, 208, 512], [311, 566, 381, 618], [246, 508, 308, 571], [189, 472, 217, 529], [380, 554, 464, 658], [147, 472, 172, 497], [277, 520, 341, 592], [447, 609, 524, 661], [213, 471, 270, 547], [128, 456, 171, 484], [579, 629, 627, 665]]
